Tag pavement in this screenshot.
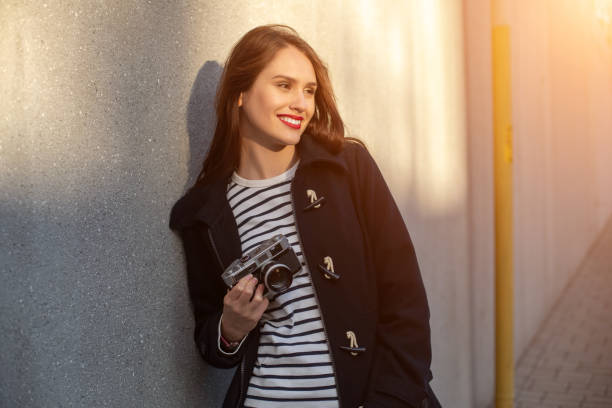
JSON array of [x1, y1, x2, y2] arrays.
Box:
[[514, 217, 612, 408]]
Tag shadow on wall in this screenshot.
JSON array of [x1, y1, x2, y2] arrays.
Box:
[[178, 60, 238, 406], [184, 60, 224, 193]]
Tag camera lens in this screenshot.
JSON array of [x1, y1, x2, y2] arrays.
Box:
[[263, 263, 293, 293]]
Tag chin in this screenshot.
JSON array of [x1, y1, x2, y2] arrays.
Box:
[[272, 132, 302, 148]]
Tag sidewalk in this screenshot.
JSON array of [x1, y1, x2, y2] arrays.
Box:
[[515, 218, 612, 408]]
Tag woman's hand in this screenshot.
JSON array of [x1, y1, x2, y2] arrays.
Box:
[[221, 274, 269, 342]]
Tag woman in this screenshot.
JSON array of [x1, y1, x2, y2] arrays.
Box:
[[170, 24, 440, 408]]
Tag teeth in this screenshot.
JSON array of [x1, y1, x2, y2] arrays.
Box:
[[280, 116, 301, 125]]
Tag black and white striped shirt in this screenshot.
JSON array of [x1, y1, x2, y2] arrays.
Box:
[[226, 160, 339, 408]]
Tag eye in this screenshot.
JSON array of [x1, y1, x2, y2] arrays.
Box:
[[305, 88, 316, 95], [277, 82, 290, 89]]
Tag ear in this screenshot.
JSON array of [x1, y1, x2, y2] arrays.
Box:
[[238, 92, 243, 107]]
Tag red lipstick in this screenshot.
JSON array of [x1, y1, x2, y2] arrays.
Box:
[[277, 114, 302, 129], [278, 114, 304, 120]]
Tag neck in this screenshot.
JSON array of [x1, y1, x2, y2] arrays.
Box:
[[236, 137, 299, 180]]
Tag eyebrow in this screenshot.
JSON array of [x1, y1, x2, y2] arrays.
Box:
[[271, 75, 317, 87]]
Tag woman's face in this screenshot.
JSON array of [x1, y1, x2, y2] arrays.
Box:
[[238, 45, 317, 150]]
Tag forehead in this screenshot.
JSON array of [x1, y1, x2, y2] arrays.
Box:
[[260, 46, 316, 82]]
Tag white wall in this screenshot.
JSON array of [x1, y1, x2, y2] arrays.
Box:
[[464, 1, 612, 406], [510, 0, 612, 361]]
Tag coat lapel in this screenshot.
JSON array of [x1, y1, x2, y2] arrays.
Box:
[[192, 174, 242, 269]]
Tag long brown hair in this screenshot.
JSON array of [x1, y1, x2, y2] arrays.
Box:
[[193, 24, 357, 187]]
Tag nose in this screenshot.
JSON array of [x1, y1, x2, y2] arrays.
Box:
[[289, 90, 308, 113]]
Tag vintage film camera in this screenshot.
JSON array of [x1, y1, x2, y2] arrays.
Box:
[[221, 234, 302, 297]]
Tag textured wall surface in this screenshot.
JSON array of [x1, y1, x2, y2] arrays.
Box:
[[1, 1, 471, 407]]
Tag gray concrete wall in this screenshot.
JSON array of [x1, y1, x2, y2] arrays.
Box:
[[464, 1, 612, 406], [1, 2, 221, 407], [1, 1, 475, 407]]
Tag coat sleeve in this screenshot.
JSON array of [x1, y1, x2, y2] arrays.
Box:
[[173, 223, 248, 368], [348, 143, 433, 408]]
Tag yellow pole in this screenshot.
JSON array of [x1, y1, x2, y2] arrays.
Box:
[[491, 1, 514, 408]]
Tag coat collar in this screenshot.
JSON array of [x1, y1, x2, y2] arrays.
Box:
[[174, 135, 347, 229], [295, 134, 347, 172]]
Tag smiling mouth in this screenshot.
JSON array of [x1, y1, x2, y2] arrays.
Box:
[[278, 115, 302, 129]]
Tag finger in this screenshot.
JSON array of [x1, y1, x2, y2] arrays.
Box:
[[253, 294, 269, 318], [252, 283, 265, 303], [227, 274, 253, 301], [236, 273, 253, 288], [237, 275, 258, 302]]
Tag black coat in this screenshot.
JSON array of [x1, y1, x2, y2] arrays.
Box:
[[169, 136, 440, 408]]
